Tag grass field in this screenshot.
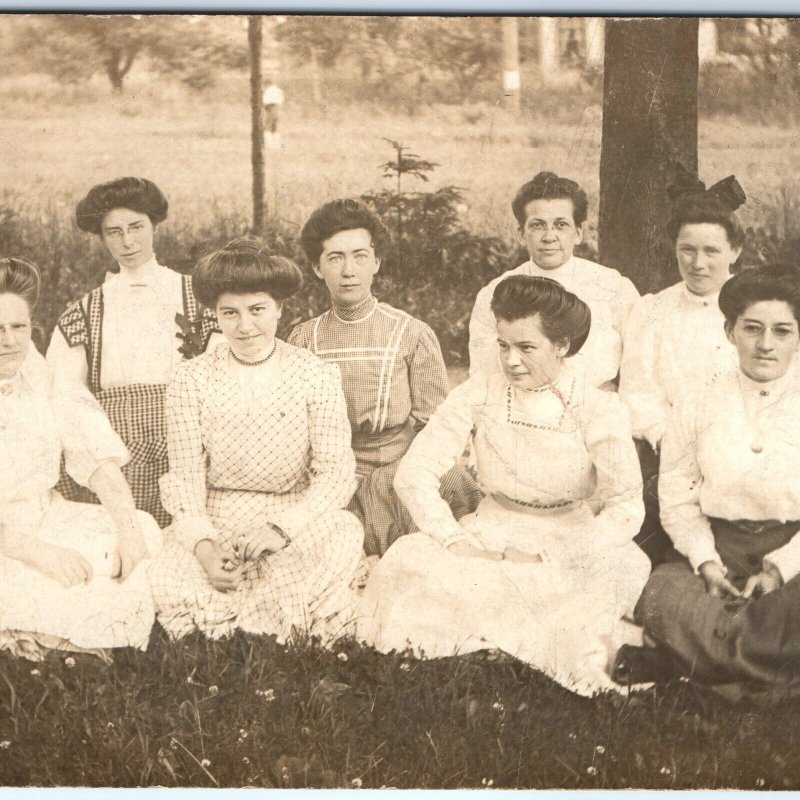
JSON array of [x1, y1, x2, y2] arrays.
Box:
[[2, 72, 799, 242], [3, 73, 800, 789]]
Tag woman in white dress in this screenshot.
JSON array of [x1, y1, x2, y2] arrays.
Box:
[[622, 263, 800, 696], [47, 178, 218, 526], [149, 238, 363, 643], [358, 275, 650, 696], [0, 257, 162, 658]]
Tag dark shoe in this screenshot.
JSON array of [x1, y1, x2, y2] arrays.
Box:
[[612, 644, 682, 685]]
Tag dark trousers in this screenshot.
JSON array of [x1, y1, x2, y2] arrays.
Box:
[[637, 517, 800, 695]]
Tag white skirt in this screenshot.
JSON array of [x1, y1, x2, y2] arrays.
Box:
[[0, 491, 163, 654], [357, 495, 650, 696]]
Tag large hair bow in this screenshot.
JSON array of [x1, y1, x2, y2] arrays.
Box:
[[667, 166, 746, 211]]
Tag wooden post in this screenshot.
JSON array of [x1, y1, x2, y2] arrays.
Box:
[[537, 17, 559, 83], [249, 15, 266, 236], [502, 17, 521, 114], [598, 18, 699, 294]]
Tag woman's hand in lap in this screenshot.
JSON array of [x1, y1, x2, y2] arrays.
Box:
[[699, 561, 742, 599], [195, 540, 243, 592], [116, 528, 150, 581], [36, 544, 94, 588], [447, 541, 504, 561], [742, 564, 783, 599], [235, 526, 288, 562], [503, 547, 543, 564]]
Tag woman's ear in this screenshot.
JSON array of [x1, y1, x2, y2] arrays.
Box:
[[724, 319, 736, 346], [556, 338, 570, 358], [312, 263, 324, 280]]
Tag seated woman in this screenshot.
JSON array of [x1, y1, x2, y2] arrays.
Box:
[[288, 199, 481, 557], [47, 177, 219, 526], [628, 263, 800, 696], [149, 238, 363, 643], [619, 174, 745, 565], [0, 257, 161, 658], [358, 275, 650, 696]]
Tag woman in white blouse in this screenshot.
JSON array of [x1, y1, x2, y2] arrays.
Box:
[[358, 275, 650, 696], [47, 178, 218, 526], [0, 257, 162, 657], [619, 175, 745, 565], [149, 238, 363, 643], [623, 263, 800, 694]]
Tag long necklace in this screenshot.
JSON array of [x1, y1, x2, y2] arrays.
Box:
[[230, 340, 277, 367]]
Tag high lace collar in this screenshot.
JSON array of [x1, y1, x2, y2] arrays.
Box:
[[331, 294, 378, 323], [679, 281, 722, 307], [106, 256, 162, 287]]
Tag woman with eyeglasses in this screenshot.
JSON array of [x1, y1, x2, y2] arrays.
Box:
[[619, 263, 800, 696], [47, 178, 218, 527]]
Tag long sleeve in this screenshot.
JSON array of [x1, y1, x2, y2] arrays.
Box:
[[583, 389, 645, 551], [765, 533, 800, 584], [270, 363, 357, 538], [159, 361, 218, 552], [46, 326, 90, 389], [395, 376, 485, 548], [612, 273, 641, 344], [618, 294, 670, 448], [56, 379, 129, 487], [658, 392, 721, 572], [408, 322, 449, 428], [468, 284, 500, 377]]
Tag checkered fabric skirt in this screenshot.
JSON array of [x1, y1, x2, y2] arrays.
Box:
[[56, 383, 171, 527], [149, 487, 363, 643]]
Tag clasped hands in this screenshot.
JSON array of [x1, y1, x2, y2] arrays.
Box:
[[195, 523, 289, 592], [699, 560, 783, 601]]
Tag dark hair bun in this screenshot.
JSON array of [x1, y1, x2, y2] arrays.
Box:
[[76, 177, 168, 234]]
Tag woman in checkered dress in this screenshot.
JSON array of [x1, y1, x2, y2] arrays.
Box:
[[358, 276, 650, 696], [47, 178, 218, 527], [149, 239, 363, 642], [289, 199, 481, 557], [0, 257, 162, 657]]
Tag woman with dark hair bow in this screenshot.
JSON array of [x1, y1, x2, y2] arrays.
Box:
[[47, 178, 218, 526], [618, 263, 800, 697], [359, 275, 649, 696], [619, 173, 746, 564]]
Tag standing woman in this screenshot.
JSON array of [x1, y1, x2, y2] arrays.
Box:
[[619, 174, 745, 565], [0, 257, 161, 658], [47, 178, 217, 526]]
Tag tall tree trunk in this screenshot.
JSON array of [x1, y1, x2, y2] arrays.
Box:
[[249, 15, 266, 236], [501, 17, 521, 114], [599, 18, 699, 294]]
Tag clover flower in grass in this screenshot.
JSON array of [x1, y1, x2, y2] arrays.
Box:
[[400, 662, 410, 671], [337, 652, 348, 662], [256, 688, 275, 702], [0, 741, 10, 750], [492, 701, 504, 711], [170, 738, 178, 751], [351, 778, 363, 788], [595, 745, 605, 754], [660, 767, 672, 776], [756, 778, 765, 788], [201, 758, 211, 768], [586, 766, 598, 776], [30, 669, 41, 676], [64, 657, 76, 668], [481, 778, 494, 787], [243, 757, 250, 765]]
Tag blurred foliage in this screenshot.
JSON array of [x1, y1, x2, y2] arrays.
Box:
[[700, 19, 800, 122], [12, 15, 248, 93]]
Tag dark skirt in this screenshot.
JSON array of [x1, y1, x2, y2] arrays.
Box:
[[637, 516, 800, 698]]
